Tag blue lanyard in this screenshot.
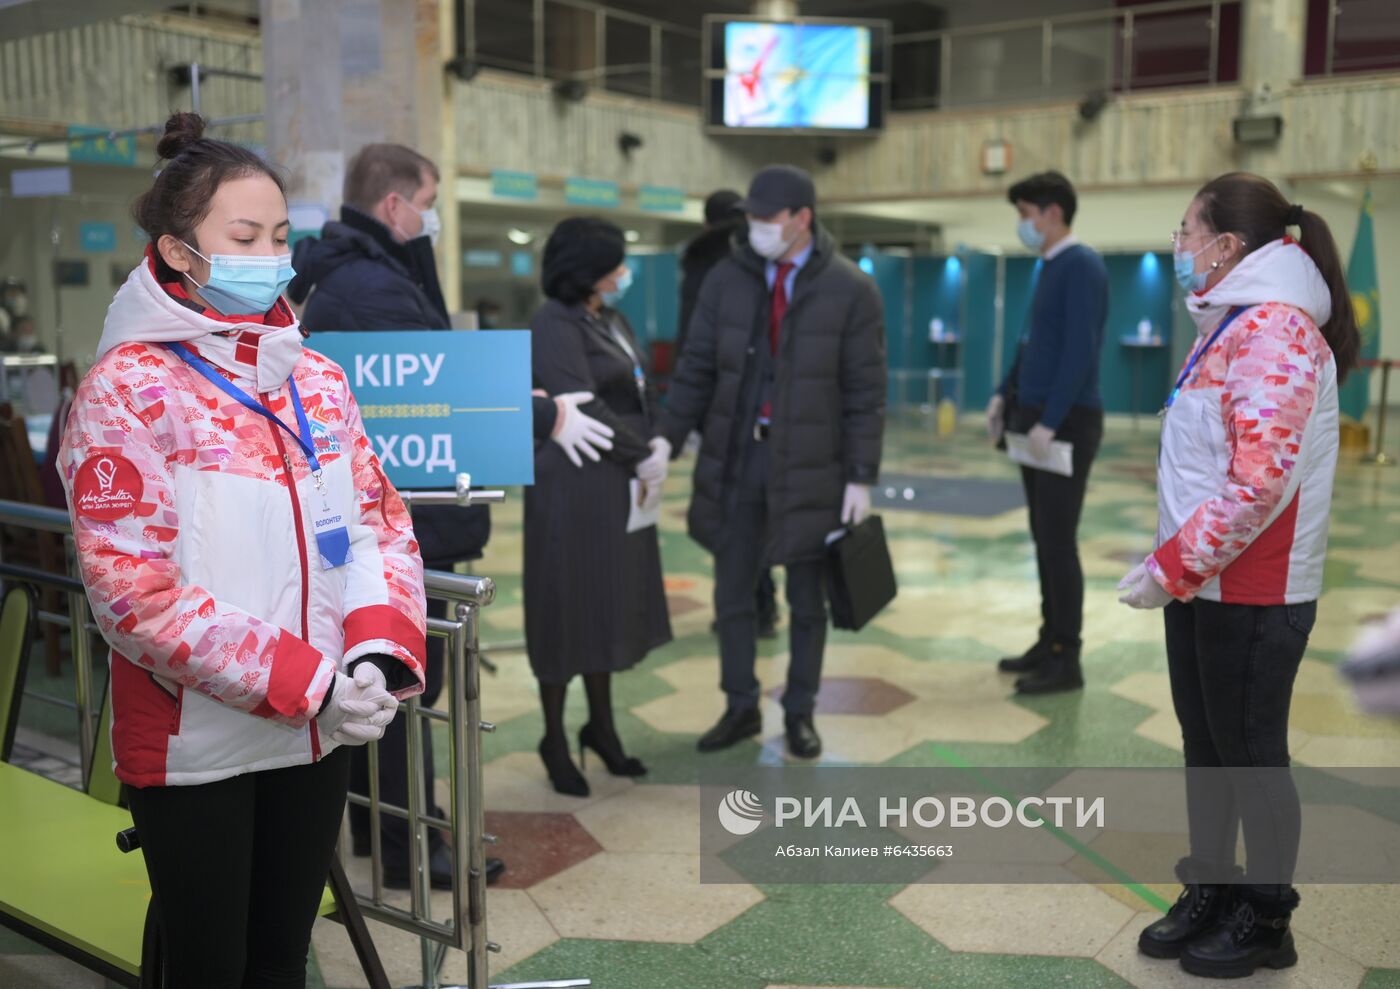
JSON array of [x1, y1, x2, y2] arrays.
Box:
[[1162, 306, 1247, 413], [166, 342, 322, 479]]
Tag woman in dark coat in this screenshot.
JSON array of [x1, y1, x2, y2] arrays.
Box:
[[525, 217, 673, 796]]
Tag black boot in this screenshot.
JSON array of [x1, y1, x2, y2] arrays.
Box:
[[1014, 639, 1083, 695], [998, 636, 1049, 674], [1138, 859, 1241, 959], [1180, 886, 1300, 979]]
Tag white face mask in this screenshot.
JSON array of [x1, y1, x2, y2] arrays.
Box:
[[393, 194, 440, 247], [748, 218, 795, 261]]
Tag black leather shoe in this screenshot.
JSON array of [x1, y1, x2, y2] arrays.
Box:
[[1139, 883, 1235, 959], [1014, 640, 1083, 695], [1180, 889, 1300, 979], [784, 714, 822, 759], [383, 840, 455, 891], [697, 707, 762, 752], [998, 639, 1049, 674], [485, 857, 505, 885]]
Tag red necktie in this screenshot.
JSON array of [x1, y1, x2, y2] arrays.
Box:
[[769, 261, 794, 356], [761, 262, 794, 423]]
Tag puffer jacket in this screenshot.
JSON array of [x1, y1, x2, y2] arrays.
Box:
[[662, 224, 886, 564], [1150, 238, 1339, 605], [59, 254, 426, 787]]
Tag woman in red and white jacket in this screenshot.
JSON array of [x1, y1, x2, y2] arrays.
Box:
[[1118, 173, 1360, 979], [59, 113, 426, 988]]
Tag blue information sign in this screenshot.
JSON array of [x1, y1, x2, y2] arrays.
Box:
[[310, 330, 534, 489], [79, 222, 118, 253], [564, 177, 620, 208]]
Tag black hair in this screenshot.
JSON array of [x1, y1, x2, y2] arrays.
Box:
[[1007, 171, 1078, 226], [541, 217, 626, 305], [1195, 171, 1360, 383], [132, 112, 286, 283]]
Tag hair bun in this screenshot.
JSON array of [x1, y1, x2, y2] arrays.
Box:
[[155, 112, 208, 161]]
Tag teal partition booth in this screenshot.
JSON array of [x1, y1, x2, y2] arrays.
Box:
[[617, 247, 1176, 417]]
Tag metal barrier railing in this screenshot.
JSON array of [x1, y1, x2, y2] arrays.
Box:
[[0, 495, 586, 989]]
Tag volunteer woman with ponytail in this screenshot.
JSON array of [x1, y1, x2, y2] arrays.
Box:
[[59, 112, 427, 988], [1118, 172, 1359, 979]]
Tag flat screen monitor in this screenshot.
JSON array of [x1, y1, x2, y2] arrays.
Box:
[[704, 17, 889, 135]]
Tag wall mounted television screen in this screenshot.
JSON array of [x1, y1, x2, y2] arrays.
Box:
[[704, 17, 889, 135]]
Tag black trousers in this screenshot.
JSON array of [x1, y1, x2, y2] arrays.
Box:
[[714, 436, 828, 716], [348, 598, 446, 865], [1016, 404, 1103, 644], [1165, 598, 1315, 891], [124, 746, 350, 989]]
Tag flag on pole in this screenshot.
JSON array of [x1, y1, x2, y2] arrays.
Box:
[[1339, 187, 1381, 421]]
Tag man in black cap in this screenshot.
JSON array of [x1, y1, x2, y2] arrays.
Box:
[[679, 189, 780, 642], [656, 164, 886, 759]]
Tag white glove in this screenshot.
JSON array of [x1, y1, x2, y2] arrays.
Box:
[[986, 394, 1006, 442], [841, 483, 872, 526], [636, 436, 671, 485], [551, 392, 615, 468], [1028, 422, 1057, 462], [317, 665, 398, 746], [1117, 561, 1175, 610]]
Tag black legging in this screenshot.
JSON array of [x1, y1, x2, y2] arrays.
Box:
[[125, 746, 350, 989]]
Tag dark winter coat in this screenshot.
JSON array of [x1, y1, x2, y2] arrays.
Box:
[[523, 299, 672, 682], [289, 206, 488, 567], [661, 224, 886, 565], [678, 221, 742, 357]]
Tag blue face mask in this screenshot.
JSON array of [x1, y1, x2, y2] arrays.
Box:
[[1017, 217, 1045, 252], [183, 243, 295, 315], [601, 266, 633, 307], [1172, 235, 1220, 294]]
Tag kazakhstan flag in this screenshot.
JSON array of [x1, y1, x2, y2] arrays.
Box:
[[1339, 187, 1381, 421]]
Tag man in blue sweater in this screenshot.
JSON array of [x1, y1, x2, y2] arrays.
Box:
[[987, 171, 1108, 695]]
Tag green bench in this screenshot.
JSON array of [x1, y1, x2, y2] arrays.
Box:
[[0, 586, 389, 988]]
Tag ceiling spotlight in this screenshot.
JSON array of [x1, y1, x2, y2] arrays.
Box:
[[445, 55, 480, 82], [624, 229, 641, 243], [506, 228, 533, 245], [552, 78, 588, 102], [618, 132, 643, 158], [1078, 91, 1108, 123]]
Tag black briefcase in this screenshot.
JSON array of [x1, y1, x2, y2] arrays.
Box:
[[826, 515, 897, 631]]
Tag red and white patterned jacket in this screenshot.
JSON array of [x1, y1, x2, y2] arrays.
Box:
[[60, 255, 426, 787], [1149, 239, 1339, 605]]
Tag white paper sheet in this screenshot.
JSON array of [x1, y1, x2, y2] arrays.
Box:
[[627, 478, 662, 533], [1004, 432, 1074, 478]]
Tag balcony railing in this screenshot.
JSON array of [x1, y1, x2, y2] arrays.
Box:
[[889, 0, 1243, 112]]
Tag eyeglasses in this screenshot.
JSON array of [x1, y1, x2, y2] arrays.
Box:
[[1171, 230, 1246, 251]]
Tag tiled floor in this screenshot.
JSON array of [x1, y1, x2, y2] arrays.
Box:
[[6, 417, 1399, 988]]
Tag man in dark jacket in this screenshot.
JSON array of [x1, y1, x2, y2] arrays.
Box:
[[288, 143, 498, 888], [657, 165, 886, 759], [681, 189, 779, 641]]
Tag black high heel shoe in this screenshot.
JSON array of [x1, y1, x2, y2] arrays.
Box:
[[538, 737, 589, 797], [578, 723, 647, 777]]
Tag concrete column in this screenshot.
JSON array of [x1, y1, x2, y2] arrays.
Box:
[[1239, 0, 1308, 98], [261, 0, 460, 311]]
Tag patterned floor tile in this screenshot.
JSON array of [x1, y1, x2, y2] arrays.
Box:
[[529, 851, 764, 942], [482, 810, 604, 889], [572, 784, 702, 854], [889, 884, 1137, 957]]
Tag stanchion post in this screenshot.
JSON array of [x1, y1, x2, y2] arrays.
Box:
[[1363, 361, 1394, 466]]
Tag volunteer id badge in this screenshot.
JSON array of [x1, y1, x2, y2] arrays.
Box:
[[311, 498, 353, 569]]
